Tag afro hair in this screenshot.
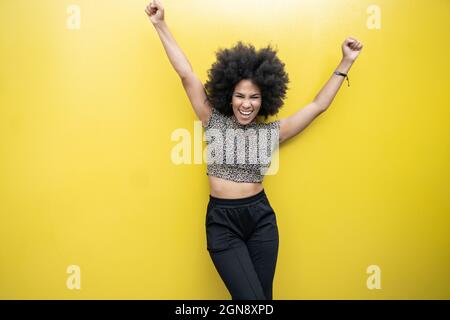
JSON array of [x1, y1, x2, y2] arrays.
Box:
[[204, 41, 290, 121]]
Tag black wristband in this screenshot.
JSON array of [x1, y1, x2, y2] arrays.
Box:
[[334, 70, 350, 87]]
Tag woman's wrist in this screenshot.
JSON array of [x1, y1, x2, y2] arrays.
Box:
[[336, 57, 354, 74], [153, 20, 166, 31]]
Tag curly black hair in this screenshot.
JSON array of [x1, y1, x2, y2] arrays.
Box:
[[204, 41, 290, 121]]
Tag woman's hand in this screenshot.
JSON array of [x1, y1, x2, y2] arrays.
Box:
[[145, 0, 165, 26], [341, 37, 363, 62]]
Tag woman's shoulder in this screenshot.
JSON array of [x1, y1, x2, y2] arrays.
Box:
[[256, 117, 280, 131], [202, 107, 229, 130]]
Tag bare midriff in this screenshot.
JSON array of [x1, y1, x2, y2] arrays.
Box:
[[208, 175, 264, 199]]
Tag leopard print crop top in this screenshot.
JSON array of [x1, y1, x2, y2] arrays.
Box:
[[202, 107, 280, 183]]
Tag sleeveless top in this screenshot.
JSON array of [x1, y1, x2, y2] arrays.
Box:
[[202, 107, 280, 183]]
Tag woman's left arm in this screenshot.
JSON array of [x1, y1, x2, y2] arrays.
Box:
[[279, 37, 363, 144]]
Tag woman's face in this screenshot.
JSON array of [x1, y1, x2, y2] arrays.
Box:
[[231, 79, 262, 125]]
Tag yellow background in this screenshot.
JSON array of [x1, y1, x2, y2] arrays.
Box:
[[0, 0, 449, 299]]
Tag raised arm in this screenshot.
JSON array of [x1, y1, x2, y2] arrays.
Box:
[[145, 0, 211, 125], [279, 37, 363, 144]]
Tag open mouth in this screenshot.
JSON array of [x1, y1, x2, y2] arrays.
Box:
[[238, 109, 253, 117]]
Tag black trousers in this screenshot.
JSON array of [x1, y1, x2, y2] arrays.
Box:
[[205, 189, 279, 300]]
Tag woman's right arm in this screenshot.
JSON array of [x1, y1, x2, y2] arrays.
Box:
[[145, 0, 212, 125]]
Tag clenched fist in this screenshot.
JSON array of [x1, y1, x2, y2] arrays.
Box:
[[342, 37, 363, 62], [145, 0, 165, 26]]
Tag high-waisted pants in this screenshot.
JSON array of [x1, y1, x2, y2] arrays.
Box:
[[205, 189, 279, 300]]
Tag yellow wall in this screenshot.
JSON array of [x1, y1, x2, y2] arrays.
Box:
[[0, 0, 449, 299]]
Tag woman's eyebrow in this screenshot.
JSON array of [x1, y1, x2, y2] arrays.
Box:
[[235, 92, 260, 95]]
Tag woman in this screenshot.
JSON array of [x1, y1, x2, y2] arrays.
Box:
[[145, 0, 363, 300]]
